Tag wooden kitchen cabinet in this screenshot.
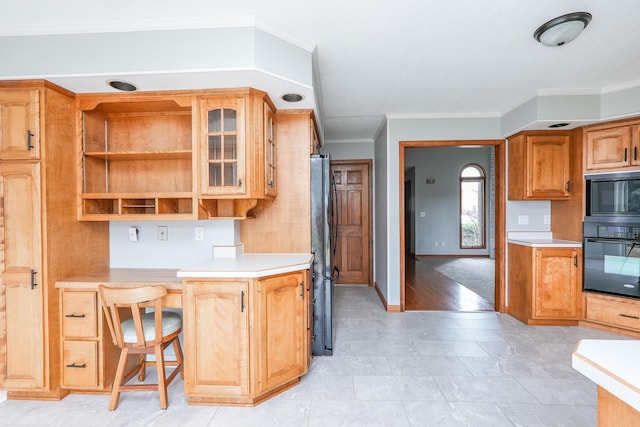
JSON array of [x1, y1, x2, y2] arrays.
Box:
[[77, 93, 195, 220], [0, 81, 109, 399], [197, 89, 277, 219], [183, 280, 250, 401], [508, 243, 581, 325], [582, 293, 640, 337], [0, 88, 40, 160], [182, 270, 308, 406], [60, 290, 125, 391], [256, 272, 306, 394], [0, 163, 43, 390], [508, 132, 571, 200], [585, 120, 640, 172]]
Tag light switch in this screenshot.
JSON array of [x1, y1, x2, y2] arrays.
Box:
[[420, 211, 426, 217]]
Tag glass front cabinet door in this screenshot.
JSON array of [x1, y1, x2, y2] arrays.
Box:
[[200, 97, 246, 196]]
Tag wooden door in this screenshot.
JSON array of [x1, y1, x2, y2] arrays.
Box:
[[534, 248, 579, 319], [526, 135, 570, 199], [183, 280, 249, 398], [0, 89, 40, 160], [632, 125, 640, 167], [199, 96, 247, 196], [0, 163, 44, 389], [585, 126, 631, 170], [332, 161, 371, 285], [257, 272, 305, 393]]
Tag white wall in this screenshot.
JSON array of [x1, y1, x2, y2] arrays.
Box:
[[385, 116, 502, 306], [374, 123, 388, 302], [110, 220, 238, 268], [321, 141, 374, 160], [405, 146, 491, 256]]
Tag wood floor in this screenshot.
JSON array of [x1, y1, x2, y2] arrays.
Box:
[[405, 255, 494, 311]]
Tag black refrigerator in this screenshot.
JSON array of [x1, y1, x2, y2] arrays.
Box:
[[310, 154, 338, 356]]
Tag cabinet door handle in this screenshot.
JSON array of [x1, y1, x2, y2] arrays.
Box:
[[30, 269, 38, 290], [619, 313, 640, 320], [635, 146, 638, 162], [574, 255, 578, 267], [65, 314, 86, 318], [65, 363, 87, 369], [300, 281, 305, 299], [625, 147, 628, 162], [565, 180, 571, 193], [240, 290, 245, 313], [27, 130, 35, 151]]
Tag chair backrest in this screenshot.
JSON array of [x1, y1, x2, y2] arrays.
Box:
[[98, 285, 168, 349]]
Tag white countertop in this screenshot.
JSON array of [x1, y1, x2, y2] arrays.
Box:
[[177, 253, 313, 278], [572, 339, 640, 412], [507, 238, 582, 248]]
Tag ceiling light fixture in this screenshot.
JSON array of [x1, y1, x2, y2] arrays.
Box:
[[534, 12, 592, 47], [281, 93, 303, 102], [107, 79, 138, 92]]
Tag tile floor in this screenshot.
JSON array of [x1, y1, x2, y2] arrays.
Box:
[[0, 285, 627, 426]]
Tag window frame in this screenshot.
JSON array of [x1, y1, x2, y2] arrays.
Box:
[[459, 163, 486, 249]]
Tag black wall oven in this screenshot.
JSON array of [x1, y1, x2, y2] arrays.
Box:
[[584, 222, 640, 299]]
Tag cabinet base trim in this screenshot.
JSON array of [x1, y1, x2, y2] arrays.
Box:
[[187, 377, 300, 406], [7, 388, 68, 401]]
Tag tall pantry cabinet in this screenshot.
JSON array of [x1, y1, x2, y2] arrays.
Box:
[[0, 81, 108, 399]]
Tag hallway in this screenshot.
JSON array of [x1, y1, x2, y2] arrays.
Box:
[[405, 255, 494, 311]]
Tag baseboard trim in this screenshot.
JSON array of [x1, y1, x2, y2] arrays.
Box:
[[374, 281, 401, 312]]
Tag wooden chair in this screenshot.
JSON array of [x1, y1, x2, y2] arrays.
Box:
[[98, 285, 184, 410]]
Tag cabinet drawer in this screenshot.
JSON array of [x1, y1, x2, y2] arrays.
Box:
[[585, 295, 640, 330], [62, 341, 98, 389], [62, 292, 97, 338]]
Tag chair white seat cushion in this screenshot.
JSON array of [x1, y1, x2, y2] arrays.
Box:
[[121, 311, 182, 343]]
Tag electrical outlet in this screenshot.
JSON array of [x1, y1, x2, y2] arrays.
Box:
[[157, 226, 168, 241], [518, 215, 529, 225], [195, 226, 204, 241], [544, 215, 551, 225], [128, 227, 138, 242]]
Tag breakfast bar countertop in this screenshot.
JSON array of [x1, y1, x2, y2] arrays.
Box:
[[177, 253, 314, 278], [572, 339, 640, 412]]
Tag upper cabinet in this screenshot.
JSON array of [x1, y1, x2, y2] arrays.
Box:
[[585, 120, 640, 172], [197, 89, 277, 219], [508, 131, 571, 200], [77, 94, 195, 221], [77, 88, 277, 221], [0, 88, 40, 160]]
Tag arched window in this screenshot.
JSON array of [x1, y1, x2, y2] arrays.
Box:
[[460, 164, 486, 249]]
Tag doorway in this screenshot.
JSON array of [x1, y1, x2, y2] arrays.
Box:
[[400, 140, 506, 313], [331, 160, 373, 286]]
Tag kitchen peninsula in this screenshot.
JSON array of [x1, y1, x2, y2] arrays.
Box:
[[573, 339, 640, 426], [55, 253, 313, 406]]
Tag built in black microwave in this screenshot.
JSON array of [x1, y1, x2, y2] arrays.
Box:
[[586, 172, 640, 218]]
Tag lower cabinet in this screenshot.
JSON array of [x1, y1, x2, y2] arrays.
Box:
[[59, 290, 123, 392], [183, 270, 308, 405], [183, 280, 250, 400], [508, 243, 581, 325], [582, 293, 640, 336]]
